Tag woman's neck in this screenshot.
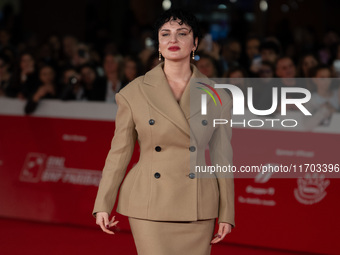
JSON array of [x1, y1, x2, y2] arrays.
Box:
[[163, 60, 192, 82]]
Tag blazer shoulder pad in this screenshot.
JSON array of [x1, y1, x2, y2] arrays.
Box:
[[118, 75, 144, 96]]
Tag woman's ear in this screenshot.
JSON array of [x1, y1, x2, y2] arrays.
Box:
[[193, 37, 198, 51]]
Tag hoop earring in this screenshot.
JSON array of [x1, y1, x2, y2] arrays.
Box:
[[159, 51, 162, 61], [192, 51, 195, 60]]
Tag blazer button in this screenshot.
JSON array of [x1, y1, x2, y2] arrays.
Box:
[[149, 119, 155, 125], [202, 120, 208, 126], [155, 146, 162, 152], [154, 172, 161, 179], [189, 173, 195, 179], [189, 146, 196, 152]]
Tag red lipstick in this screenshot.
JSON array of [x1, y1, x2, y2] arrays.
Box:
[[168, 46, 180, 51]]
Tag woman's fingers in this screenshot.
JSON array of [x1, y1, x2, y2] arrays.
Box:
[[108, 216, 120, 231], [210, 227, 223, 244], [211, 223, 232, 244], [101, 224, 115, 235], [109, 220, 119, 227], [109, 220, 120, 230], [210, 235, 221, 244], [96, 212, 115, 235], [109, 215, 116, 223], [107, 215, 120, 229]]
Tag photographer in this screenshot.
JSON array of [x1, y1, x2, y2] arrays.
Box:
[[59, 67, 83, 100]]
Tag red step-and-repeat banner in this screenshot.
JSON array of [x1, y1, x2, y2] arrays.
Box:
[[0, 98, 339, 254]]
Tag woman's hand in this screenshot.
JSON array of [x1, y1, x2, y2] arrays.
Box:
[[33, 87, 48, 102], [32, 84, 55, 102], [95, 212, 119, 235], [210, 222, 232, 244]]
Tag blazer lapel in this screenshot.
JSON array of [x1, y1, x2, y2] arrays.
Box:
[[141, 62, 190, 137], [140, 62, 213, 137], [179, 64, 213, 120]]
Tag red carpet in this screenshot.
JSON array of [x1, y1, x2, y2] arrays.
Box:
[[0, 217, 317, 255]]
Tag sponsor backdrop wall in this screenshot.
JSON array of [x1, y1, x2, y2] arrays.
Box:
[[0, 98, 339, 255]]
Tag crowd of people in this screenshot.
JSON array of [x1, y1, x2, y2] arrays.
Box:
[[0, 17, 339, 123]]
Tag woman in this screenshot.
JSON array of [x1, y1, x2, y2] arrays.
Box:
[[298, 53, 318, 77], [7, 52, 39, 99], [24, 65, 57, 114], [303, 65, 339, 130], [92, 9, 235, 255], [121, 55, 143, 88]]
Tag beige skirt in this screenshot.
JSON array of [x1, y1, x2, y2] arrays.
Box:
[[128, 217, 216, 255]]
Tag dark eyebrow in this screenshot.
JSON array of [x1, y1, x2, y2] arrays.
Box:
[[160, 28, 190, 32]]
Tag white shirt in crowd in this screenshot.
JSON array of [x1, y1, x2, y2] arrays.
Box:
[[303, 88, 339, 130], [105, 80, 121, 104]]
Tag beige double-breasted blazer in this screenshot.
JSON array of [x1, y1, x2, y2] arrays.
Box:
[[92, 62, 235, 227]]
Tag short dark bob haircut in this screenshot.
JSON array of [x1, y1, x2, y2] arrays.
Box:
[[153, 9, 202, 52]]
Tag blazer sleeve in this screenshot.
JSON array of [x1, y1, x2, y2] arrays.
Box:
[[208, 98, 235, 228], [92, 92, 137, 217]]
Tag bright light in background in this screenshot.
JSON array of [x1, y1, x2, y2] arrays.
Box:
[[230, 0, 237, 3], [145, 37, 154, 49], [259, 0, 268, 12], [218, 4, 227, 9], [162, 0, 171, 10]]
